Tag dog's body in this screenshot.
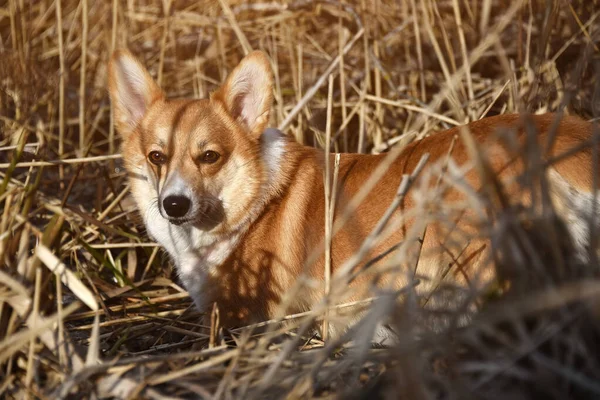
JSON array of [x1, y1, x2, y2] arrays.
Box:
[[109, 50, 598, 329]]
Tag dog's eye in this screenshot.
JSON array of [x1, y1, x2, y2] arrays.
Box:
[[148, 151, 167, 165], [199, 150, 220, 164]]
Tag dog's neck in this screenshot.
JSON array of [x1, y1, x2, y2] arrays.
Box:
[[231, 128, 304, 233]]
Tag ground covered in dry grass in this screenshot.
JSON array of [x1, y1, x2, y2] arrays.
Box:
[[1, 0, 600, 398]]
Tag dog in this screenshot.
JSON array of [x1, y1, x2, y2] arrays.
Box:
[[108, 49, 598, 334]]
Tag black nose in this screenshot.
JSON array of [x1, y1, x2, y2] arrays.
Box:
[[162, 195, 191, 218]]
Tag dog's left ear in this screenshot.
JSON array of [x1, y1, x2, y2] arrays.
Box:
[[212, 51, 274, 136]]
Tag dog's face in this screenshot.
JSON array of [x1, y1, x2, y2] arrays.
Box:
[[108, 50, 275, 234]]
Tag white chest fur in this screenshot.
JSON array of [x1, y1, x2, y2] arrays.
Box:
[[139, 196, 242, 310]]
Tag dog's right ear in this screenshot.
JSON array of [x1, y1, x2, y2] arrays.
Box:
[[108, 49, 164, 138], [211, 51, 274, 137]]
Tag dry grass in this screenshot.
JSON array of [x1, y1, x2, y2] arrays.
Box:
[[1, 0, 600, 398]]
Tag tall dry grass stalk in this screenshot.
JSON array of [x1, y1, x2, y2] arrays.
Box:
[[1, 0, 600, 398]]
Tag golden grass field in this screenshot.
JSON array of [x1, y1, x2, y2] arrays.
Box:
[[1, 0, 600, 398]]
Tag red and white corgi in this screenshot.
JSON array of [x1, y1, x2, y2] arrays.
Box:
[[109, 49, 598, 331]]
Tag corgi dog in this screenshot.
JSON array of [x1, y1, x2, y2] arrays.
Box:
[[109, 49, 598, 332]]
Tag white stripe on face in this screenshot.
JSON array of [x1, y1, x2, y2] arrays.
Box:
[[161, 172, 192, 200], [154, 125, 174, 145]]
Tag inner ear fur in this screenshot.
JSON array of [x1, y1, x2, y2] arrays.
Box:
[[211, 51, 274, 136]]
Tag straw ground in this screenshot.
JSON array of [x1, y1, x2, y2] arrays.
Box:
[[1, 0, 600, 398]]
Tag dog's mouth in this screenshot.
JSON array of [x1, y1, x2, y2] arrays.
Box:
[[157, 207, 198, 226], [167, 216, 192, 226], [163, 212, 204, 226]]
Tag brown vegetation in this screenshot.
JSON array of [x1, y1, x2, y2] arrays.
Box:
[[1, 0, 600, 398]]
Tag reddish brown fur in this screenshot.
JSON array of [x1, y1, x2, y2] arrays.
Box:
[[202, 114, 597, 325], [109, 49, 598, 330]]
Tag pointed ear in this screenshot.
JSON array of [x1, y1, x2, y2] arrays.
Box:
[[108, 49, 164, 137], [212, 51, 274, 136]]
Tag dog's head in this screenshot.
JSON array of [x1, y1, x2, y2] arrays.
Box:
[[108, 50, 280, 233]]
